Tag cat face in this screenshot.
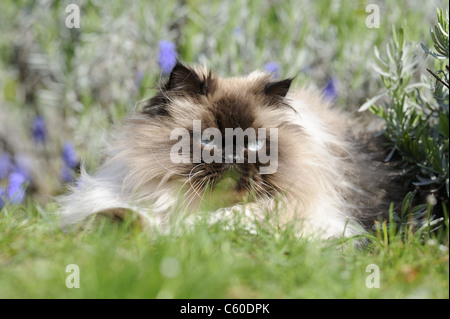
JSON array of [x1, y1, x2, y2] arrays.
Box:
[[118, 62, 304, 207]]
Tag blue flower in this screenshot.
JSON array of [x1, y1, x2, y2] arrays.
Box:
[[60, 165, 75, 183], [62, 142, 78, 169], [6, 172, 27, 204], [0, 153, 13, 179], [264, 62, 279, 79], [323, 78, 338, 101], [158, 40, 178, 75], [31, 115, 47, 143]]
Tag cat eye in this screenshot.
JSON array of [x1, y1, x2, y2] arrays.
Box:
[[200, 136, 216, 147], [247, 139, 265, 151]]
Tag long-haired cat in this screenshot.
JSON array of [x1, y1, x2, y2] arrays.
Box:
[[58, 62, 393, 239]]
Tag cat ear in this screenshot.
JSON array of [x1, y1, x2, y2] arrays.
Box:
[[165, 61, 210, 95], [264, 78, 293, 99]]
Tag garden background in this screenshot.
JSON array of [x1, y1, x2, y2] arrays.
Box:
[[0, 0, 448, 299]]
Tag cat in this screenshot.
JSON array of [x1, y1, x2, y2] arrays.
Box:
[[58, 62, 394, 240]]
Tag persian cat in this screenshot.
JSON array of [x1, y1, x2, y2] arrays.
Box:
[[58, 62, 393, 239]]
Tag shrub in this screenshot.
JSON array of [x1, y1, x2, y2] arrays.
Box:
[[360, 9, 449, 233]]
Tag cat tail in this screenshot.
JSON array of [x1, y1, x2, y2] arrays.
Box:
[[56, 162, 150, 232]]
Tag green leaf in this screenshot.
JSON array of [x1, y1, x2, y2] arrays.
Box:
[[358, 90, 388, 112], [438, 112, 449, 139]]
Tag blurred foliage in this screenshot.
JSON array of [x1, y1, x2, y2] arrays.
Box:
[[0, 0, 446, 204]]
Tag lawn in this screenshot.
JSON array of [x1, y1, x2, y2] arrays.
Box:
[[0, 203, 448, 299], [0, 0, 448, 299]]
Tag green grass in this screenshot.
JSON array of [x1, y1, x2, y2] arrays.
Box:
[[0, 203, 448, 299]]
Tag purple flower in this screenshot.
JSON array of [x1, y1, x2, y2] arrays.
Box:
[[14, 154, 32, 182], [0, 188, 4, 210], [134, 69, 145, 89], [323, 78, 338, 101], [233, 27, 243, 36], [0, 153, 13, 179], [60, 165, 75, 183], [158, 40, 178, 75], [264, 62, 279, 79], [6, 172, 27, 204], [31, 115, 47, 143], [62, 142, 78, 169]]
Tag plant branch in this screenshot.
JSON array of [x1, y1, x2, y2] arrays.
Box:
[[427, 67, 450, 89]]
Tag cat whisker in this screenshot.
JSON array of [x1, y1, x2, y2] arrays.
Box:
[[176, 169, 205, 199], [184, 178, 208, 208], [259, 180, 278, 196]]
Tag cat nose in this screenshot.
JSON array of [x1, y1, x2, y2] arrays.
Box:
[[224, 153, 244, 163]]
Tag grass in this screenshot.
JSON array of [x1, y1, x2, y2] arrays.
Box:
[[0, 203, 448, 299]]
